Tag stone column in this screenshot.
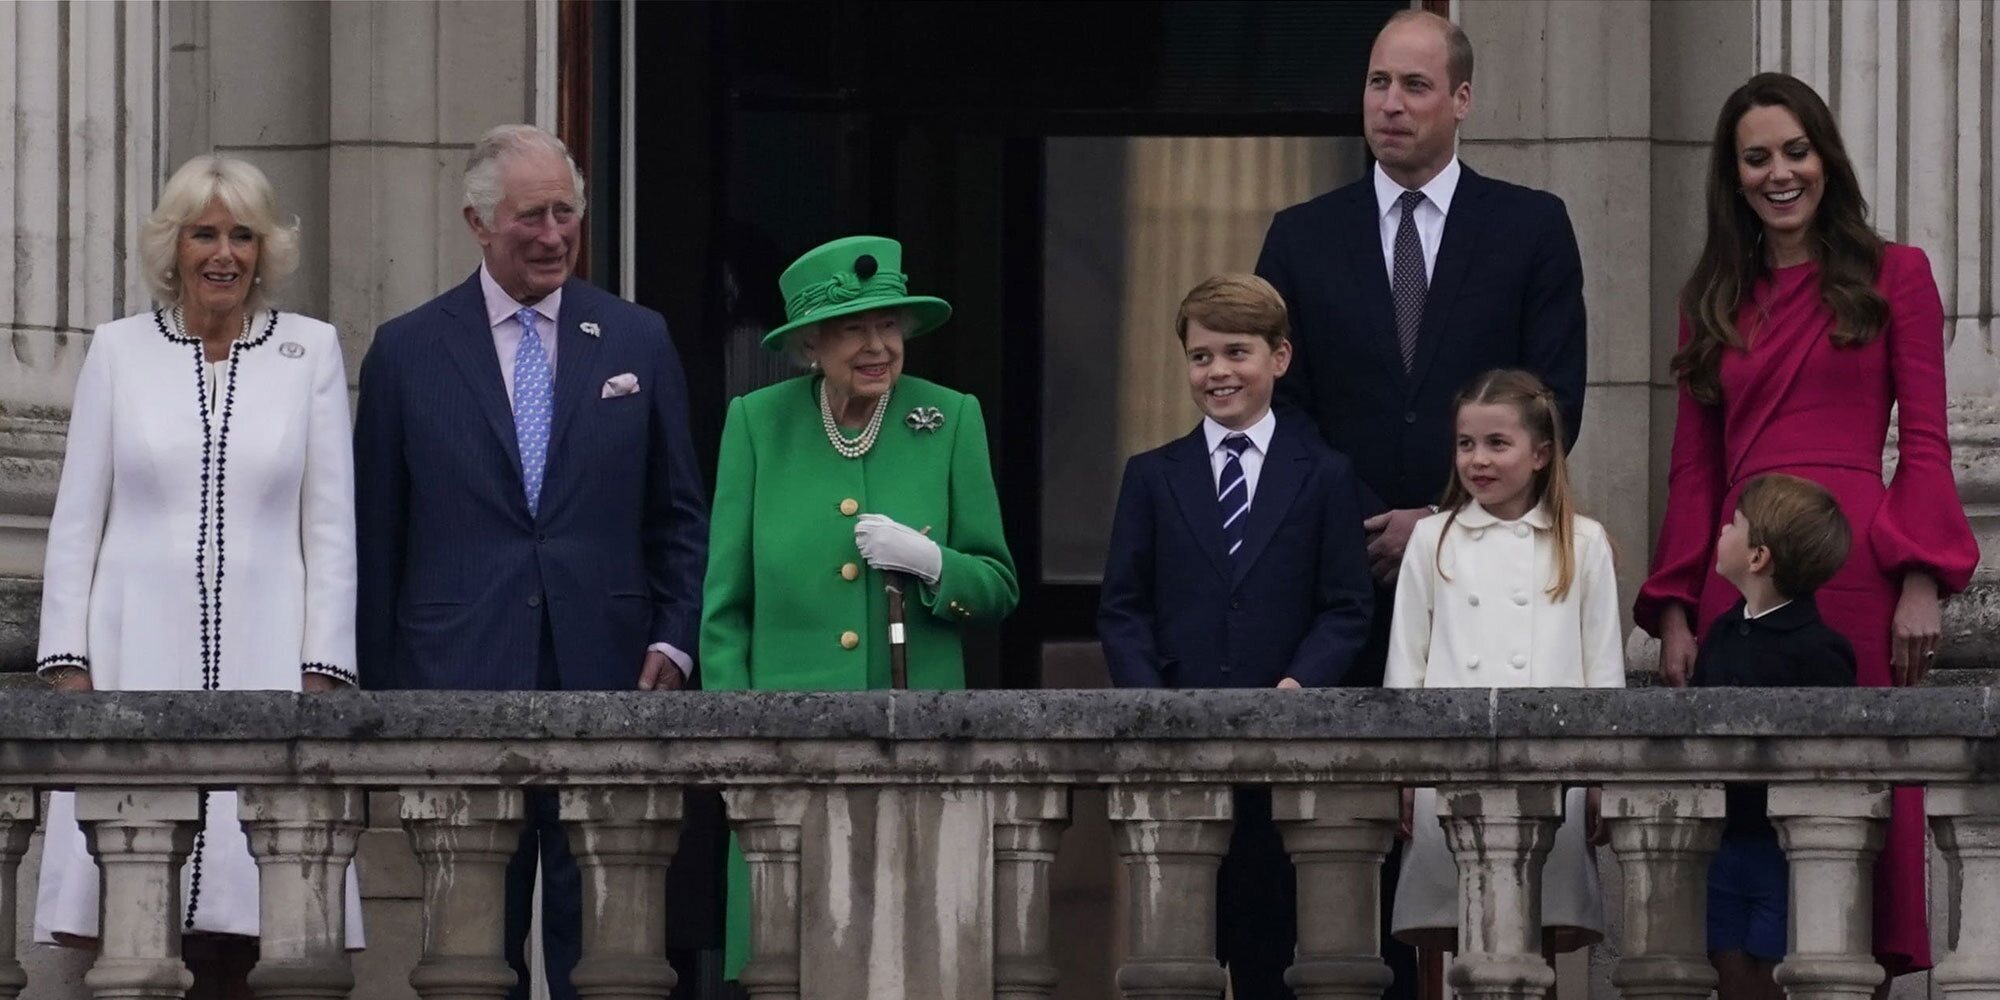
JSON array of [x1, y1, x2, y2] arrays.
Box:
[[721, 787, 812, 1000], [400, 788, 525, 1000], [239, 786, 367, 1000], [1769, 783, 1892, 1000], [0, 790, 35, 1000], [1601, 784, 1725, 1000], [75, 787, 200, 1000], [1271, 785, 1400, 1000], [1438, 784, 1563, 1000], [992, 787, 1071, 1000], [1927, 784, 2000, 1000], [1107, 784, 1232, 1000], [558, 787, 684, 1000]]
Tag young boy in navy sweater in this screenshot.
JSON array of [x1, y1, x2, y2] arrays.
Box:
[[1099, 273, 1373, 999], [1694, 473, 1856, 1000]]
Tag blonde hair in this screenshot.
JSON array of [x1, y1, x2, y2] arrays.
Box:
[[1436, 369, 1580, 600], [141, 155, 299, 314], [1176, 273, 1289, 348]]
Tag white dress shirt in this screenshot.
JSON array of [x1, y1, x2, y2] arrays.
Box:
[[1744, 600, 1793, 620], [1202, 408, 1277, 503], [1373, 156, 1462, 283], [480, 264, 561, 408]]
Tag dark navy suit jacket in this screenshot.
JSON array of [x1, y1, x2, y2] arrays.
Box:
[[1255, 164, 1587, 512], [1097, 414, 1373, 689], [354, 272, 709, 691]]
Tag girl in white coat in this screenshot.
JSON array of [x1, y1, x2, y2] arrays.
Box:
[[1385, 369, 1625, 956]]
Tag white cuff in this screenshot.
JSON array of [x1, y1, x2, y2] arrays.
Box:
[[648, 642, 694, 677]]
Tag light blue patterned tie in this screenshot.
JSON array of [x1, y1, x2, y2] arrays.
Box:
[[513, 306, 553, 515]]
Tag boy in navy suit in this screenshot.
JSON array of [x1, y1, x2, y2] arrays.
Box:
[[1693, 473, 1856, 1000], [1099, 273, 1374, 998]]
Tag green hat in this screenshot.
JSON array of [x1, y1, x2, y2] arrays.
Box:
[[762, 236, 953, 351]]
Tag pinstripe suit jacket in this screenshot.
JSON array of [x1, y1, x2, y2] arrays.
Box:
[[354, 272, 709, 691]]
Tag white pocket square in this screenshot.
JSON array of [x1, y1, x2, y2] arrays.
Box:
[[601, 373, 641, 398]]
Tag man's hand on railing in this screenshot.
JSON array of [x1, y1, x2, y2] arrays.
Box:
[[1658, 604, 1697, 688]]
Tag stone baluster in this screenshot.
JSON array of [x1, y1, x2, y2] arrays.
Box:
[[721, 787, 813, 1000], [1108, 784, 1233, 1000], [1769, 783, 1891, 1000], [401, 788, 526, 1000], [0, 790, 36, 1000], [239, 786, 367, 1000], [1271, 785, 1399, 1000], [1602, 784, 1725, 1000], [1927, 784, 2000, 1000], [991, 787, 1071, 1000], [76, 787, 201, 1000], [559, 787, 685, 1000], [1438, 784, 1563, 1000]]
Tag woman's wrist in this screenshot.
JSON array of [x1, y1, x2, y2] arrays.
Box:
[[1901, 572, 1940, 599]]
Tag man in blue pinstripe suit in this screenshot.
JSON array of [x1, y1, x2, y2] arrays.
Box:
[[354, 124, 708, 1000]]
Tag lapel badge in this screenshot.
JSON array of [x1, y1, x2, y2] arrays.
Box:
[[905, 405, 945, 434], [278, 341, 305, 359], [580, 321, 601, 339]]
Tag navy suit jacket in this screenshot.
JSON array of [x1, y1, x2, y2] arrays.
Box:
[[354, 272, 709, 691], [1098, 415, 1373, 689], [1255, 165, 1587, 511]]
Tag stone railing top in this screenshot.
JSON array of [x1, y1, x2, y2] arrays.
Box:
[[3, 688, 1994, 741]]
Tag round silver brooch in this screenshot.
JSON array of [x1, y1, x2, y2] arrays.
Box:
[[279, 341, 305, 359]]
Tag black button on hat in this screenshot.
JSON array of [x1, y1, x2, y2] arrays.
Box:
[[854, 254, 878, 280]]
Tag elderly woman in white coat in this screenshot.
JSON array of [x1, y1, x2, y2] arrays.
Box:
[[34, 155, 363, 992], [1383, 370, 1624, 957]]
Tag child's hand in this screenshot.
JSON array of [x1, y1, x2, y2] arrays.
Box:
[[1398, 787, 1415, 841], [1585, 787, 1609, 846], [1276, 677, 1302, 690]]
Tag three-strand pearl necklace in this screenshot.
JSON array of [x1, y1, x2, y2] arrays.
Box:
[[819, 379, 891, 459]]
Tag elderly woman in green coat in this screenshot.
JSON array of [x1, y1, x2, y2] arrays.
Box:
[[701, 235, 1019, 977]]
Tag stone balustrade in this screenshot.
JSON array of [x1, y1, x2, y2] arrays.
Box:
[[1, 688, 1998, 999]]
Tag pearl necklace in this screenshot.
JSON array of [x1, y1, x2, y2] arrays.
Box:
[[819, 379, 891, 460], [171, 304, 253, 351]]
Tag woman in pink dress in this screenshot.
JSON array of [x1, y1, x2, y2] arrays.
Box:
[[1635, 72, 1977, 979]]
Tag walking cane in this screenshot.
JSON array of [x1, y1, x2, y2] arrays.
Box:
[[884, 526, 931, 690]]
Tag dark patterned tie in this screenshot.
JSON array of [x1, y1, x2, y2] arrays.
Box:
[[1217, 434, 1251, 562], [1393, 189, 1428, 373]]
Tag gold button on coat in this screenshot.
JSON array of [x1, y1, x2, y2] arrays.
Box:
[[841, 563, 860, 581], [839, 498, 859, 516], [840, 631, 860, 650]]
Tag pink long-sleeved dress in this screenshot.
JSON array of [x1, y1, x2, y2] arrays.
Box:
[[1636, 244, 1978, 974]]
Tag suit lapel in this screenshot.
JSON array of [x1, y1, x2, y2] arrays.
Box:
[[1406, 167, 1489, 400], [1339, 184, 1402, 374], [1231, 421, 1307, 582], [1163, 429, 1234, 583], [436, 272, 524, 479], [546, 279, 604, 464]]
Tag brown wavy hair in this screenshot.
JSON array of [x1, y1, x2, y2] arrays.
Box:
[[1673, 72, 1887, 404], [1436, 370, 1579, 601]]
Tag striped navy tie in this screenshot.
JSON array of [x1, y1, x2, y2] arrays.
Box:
[[1217, 434, 1251, 561]]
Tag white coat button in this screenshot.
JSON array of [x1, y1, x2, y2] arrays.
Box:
[[1512, 590, 1529, 606], [1470, 528, 1485, 541], [1468, 594, 1481, 607], [1466, 656, 1480, 670], [1513, 524, 1530, 538], [1511, 653, 1528, 669]]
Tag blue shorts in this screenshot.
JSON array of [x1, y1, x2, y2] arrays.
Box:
[[1707, 831, 1787, 961]]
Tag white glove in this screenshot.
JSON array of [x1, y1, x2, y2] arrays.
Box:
[[854, 513, 943, 586]]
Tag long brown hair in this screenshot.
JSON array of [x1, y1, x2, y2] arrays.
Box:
[[1437, 370, 1579, 600], [1673, 72, 1887, 404]]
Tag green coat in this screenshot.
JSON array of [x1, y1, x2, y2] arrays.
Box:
[[700, 374, 1018, 692], [700, 374, 1018, 977]]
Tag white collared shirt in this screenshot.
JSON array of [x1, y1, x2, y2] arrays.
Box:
[[1373, 156, 1462, 283], [480, 264, 562, 409], [1202, 408, 1277, 504], [1744, 600, 1794, 621]]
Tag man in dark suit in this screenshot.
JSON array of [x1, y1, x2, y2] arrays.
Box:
[[1100, 274, 1373, 999], [354, 124, 708, 1000], [1255, 12, 1586, 999]]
